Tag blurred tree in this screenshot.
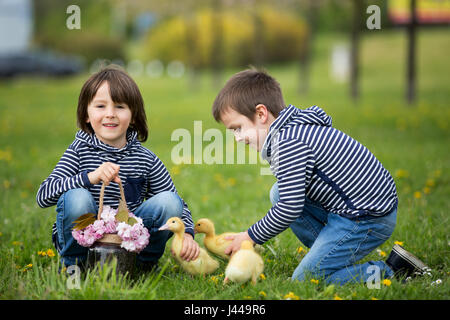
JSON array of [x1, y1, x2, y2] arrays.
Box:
[[350, 0, 363, 101], [33, 0, 125, 65], [211, 0, 224, 87], [406, 0, 417, 105], [297, 0, 318, 94]]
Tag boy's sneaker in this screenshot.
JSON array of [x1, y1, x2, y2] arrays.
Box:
[[386, 244, 430, 279]]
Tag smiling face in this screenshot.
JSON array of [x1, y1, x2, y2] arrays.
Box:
[[86, 81, 132, 148], [220, 105, 275, 152]]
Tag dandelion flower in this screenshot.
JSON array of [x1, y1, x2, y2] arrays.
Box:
[[46, 249, 55, 257], [394, 169, 409, 179], [12, 241, 22, 246], [423, 187, 431, 194], [382, 279, 391, 286], [333, 295, 343, 300], [283, 292, 300, 300], [394, 241, 404, 246], [3, 180, 11, 189], [297, 247, 304, 254], [259, 291, 267, 297], [425, 179, 435, 187], [227, 178, 236, 186], [310, 279, 319, 285], [377, 249, 386, 257], [371, 297, 378, 300], [209, 276, 219, 284], [413, 191, 422, 199]]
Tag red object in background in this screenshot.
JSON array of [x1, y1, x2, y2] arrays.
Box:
[[388, 0, 450, 24]]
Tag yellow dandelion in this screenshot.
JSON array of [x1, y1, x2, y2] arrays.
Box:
[[26, 264, 32, 268], [413, 191, 421, 199], [171, 166, 181, 176], [46, 249, 55, 257], [423, 187, 431, 194], [37, 250, 46, 256], [0, 149, 12, 162], [259, 291, 267, 297], [3, 180, 11, 189], [297, 247, 305, 254], [283, 292, 300, 300], [227, 178, 236, 186], [371, 297, 378, 300], [310, 279, 319, 285], [382, 279, 391, 286], [12, 241, 23, 246], [209, 276, 219, 284], [394, 241, 404, 246], [259, 273, 266, 280], [377, 249, 386, 257], [432, 169, 442, 178], [394, 169, 409, 179], [333, 295, 343, 300]]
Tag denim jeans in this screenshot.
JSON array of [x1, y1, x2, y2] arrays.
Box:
[[270, 182, 395, 285], [55, 188, 183, 267]]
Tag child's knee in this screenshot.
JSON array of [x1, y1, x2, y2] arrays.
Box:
[[58, 188, 96, 221], [150, 191, 183, 220], [291, 259, 329, 282]]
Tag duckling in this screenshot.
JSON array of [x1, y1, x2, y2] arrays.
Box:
[[223, 240, 264, 285], [194, 218, 238, 260], [159, 217, 219, 276]]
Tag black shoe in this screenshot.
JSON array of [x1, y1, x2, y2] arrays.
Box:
[[386, 244, 430, 279]]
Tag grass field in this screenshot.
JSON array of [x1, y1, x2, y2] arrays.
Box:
[[0, 29, 449, 300]]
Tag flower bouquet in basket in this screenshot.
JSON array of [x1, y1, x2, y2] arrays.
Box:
[[72, 181, 150, 254]]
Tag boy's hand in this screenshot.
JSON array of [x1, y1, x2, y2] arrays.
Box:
[[88, 162, 121, 185], [172, 233, 200, 262], [224, 231, 254, 256]]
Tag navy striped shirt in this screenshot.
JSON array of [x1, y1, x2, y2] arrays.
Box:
[[36, 130, 195, 236], [248, 105, 398, 244]]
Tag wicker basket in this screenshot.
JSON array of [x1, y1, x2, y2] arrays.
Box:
[[86, 181, 136, 275]]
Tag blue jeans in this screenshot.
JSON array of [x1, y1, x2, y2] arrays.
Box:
[[270, 182, 396, 285], [55, 188, 183, 267]]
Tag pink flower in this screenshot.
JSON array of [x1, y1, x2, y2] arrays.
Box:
[[73, 206, 149, 253]]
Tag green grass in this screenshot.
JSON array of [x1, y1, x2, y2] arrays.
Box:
[[0, 29, 449, 300]]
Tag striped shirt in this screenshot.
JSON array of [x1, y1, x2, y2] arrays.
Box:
[[247, 105, 398, 244], [36, 130, 195, 237]]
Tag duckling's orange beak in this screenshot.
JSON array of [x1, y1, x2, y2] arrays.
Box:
[[159, 223, 170, 231]]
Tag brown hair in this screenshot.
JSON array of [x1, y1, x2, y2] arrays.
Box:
[[77, 65, 148, 142], [212, 68, 285, 122]]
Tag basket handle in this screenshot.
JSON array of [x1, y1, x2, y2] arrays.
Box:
[[97, 179, 127, 220]]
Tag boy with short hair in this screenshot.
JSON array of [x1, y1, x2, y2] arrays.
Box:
[[214, 68, 428, 285]]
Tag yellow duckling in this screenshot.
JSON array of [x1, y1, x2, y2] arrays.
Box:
[[159, 217, 219, 276], [194, 218, 238, 260], [223, 240, 264, 285]]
